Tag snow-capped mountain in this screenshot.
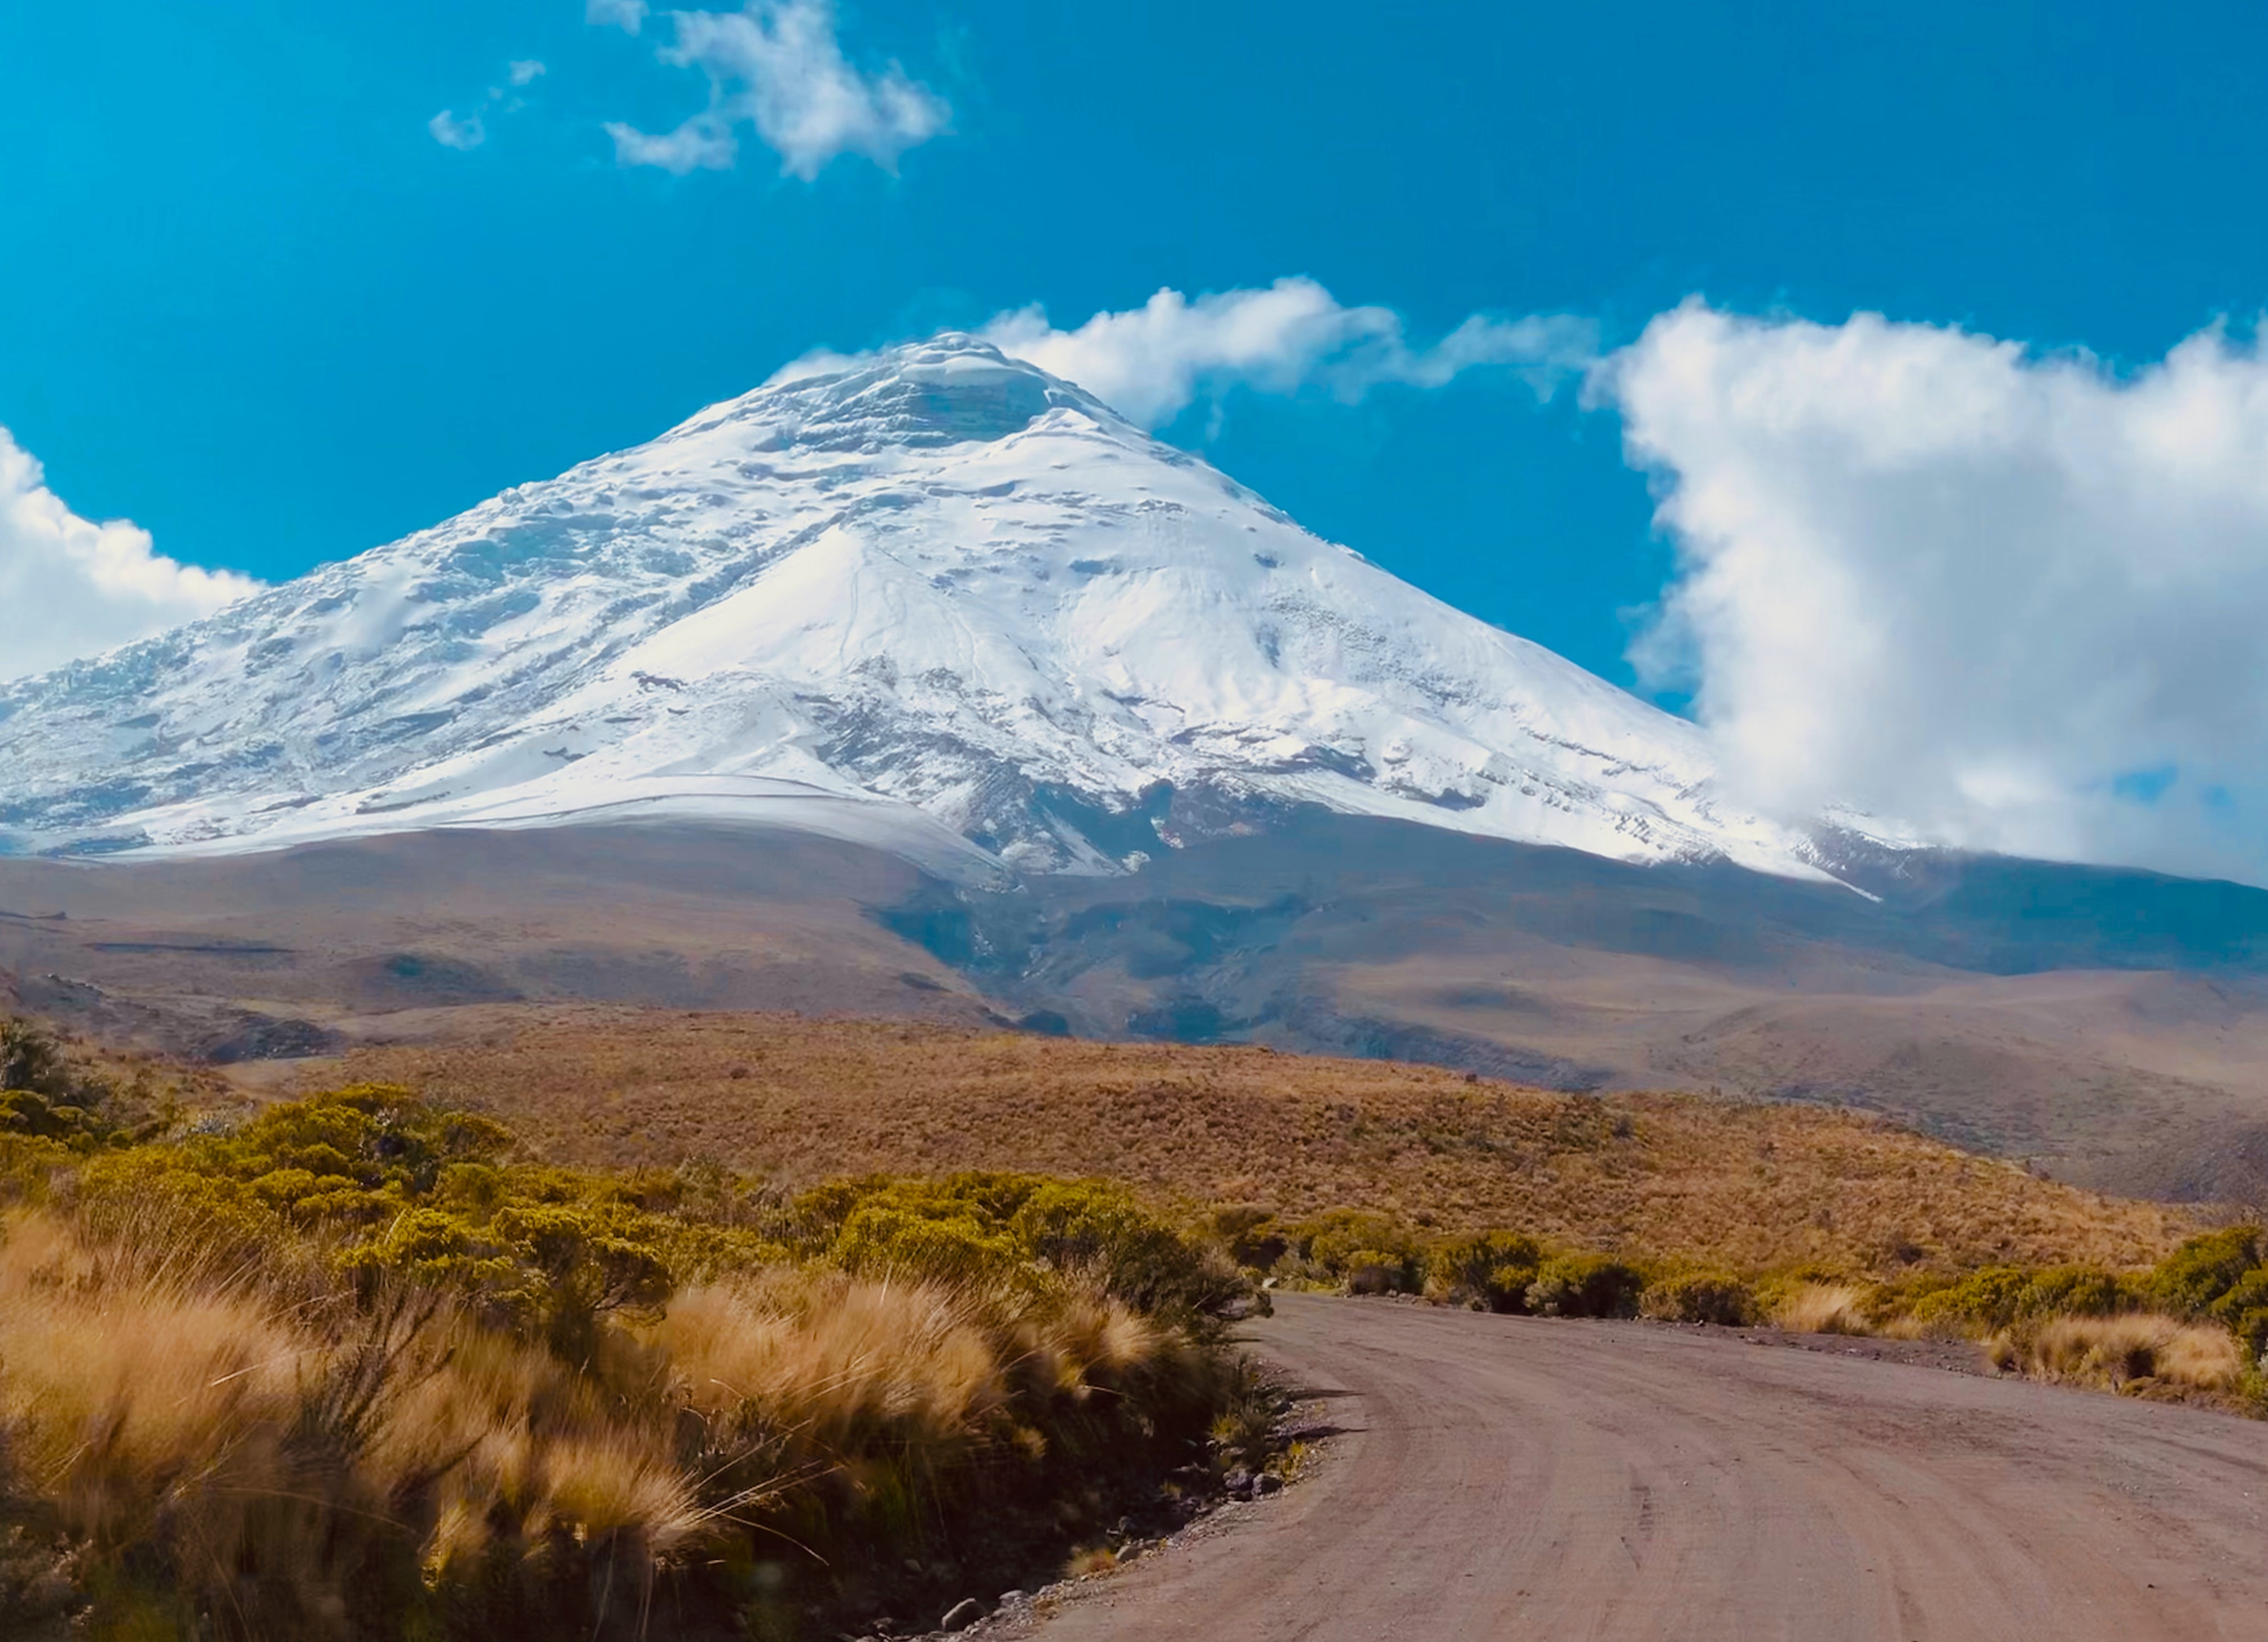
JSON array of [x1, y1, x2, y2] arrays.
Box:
[[0, 335, 1863, 881]]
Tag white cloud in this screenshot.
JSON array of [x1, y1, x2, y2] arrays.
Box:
[[601, 0, 949, 181], [977, 278, 1598, 428], [588, 0, 648, 33], [0, 428, 260, 683], [1601, 301, 2268, 881], [428, 109, 486, 150], [603, 114, 737, 173], [435, 60, 545, 145]]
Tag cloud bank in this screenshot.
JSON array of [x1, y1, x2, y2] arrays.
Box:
[[0, 429, 259, 683], [981, 279, 1595, 429], [1602, 302, 2268, 882], [602, 0, 949, 180]]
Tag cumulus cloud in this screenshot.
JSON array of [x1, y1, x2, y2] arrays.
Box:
[[1601, 301, 2268, 882], [600, 0, 949, 180], [0, 429, 259, 683], [507, 59, 547, 87], [427, 109, 486, 150], [976, 278, 1598, 428]]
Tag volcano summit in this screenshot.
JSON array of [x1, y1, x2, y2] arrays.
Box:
[[0, 335, 1868, 879]]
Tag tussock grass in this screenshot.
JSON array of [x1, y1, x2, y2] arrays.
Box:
[[1990, 1313, 2247, 1394], [1763, 1281, 1874, 1336]]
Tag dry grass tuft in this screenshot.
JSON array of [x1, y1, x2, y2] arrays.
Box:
[[657, 1269, 1009, 1451], [0, 1211, 314, 1545], [1063, 1544, 1120, 1578], [1994, 1312, 2247, 1394], [1765, 1281, 1873, 1336]]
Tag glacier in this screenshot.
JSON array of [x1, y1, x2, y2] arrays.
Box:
[[0, 335, 1875, 881]]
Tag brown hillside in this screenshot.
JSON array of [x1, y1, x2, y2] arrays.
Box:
[[309, 1008, 2197, 1276]]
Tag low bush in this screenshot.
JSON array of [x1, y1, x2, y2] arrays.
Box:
[[1524, 1253, 1646, 1319], [1902, 1263, 2134, 1336], [1639, 1270, 1755, 1326], [1424, 1230, 1543, 1311], [2207, 1268, 2268, 1359], [2148, 1226, 2261, 1318], [1274, 1209, 1427, 1294], [2014, 1263, 2134, 1320], [0, 1019, 152, 1165], [1209, 1204, 1288, 1271]]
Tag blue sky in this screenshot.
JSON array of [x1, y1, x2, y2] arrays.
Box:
[[5, 2, 2268, 878], [2, 0, 2258, 681]]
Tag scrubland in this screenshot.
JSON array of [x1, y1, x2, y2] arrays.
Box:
[[8, 1004, 2266, 1637], [326, 1008, 2194, 1275], [0, 1022, 1269, 1641], [321, 1011, 2268, 1406], [1208, 1204, 2267, 1399], [1215, 1194, 2268, 1405]]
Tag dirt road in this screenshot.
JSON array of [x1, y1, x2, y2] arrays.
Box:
[[1030, 1294, 2268, 1641]]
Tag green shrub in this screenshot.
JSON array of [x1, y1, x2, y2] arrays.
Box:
[[1210, 1205, 1288, 1271], [831, 1202, 1029, 1287], [1010, 1179, 1238, 1317], [2205, 1267, 2268, 1359], [1910, 1265, 2032, 1332], [0, 1091, 103, 1145], [1425, 1231, 1542, 1311], [1297, 1210, 1424, 1292], [1639, 1270, 1754, 1325], [0, 1020, 132, 1154], [788, 1173, 1253, 1318], [1525, 1253, 1645, 1318], [2015, 1265, 2134, 1321], [1901, 1263, 2139, 1336], [2150, 1227, 2262, 1318], [1343, 1249, 1420, 1295]]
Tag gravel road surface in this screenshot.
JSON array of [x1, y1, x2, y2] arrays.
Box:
[[1029, 1293, 2268, 1640]]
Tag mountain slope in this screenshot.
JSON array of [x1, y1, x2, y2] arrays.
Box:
[[0, 335, 1861, 878]]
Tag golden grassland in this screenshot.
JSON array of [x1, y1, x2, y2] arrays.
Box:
[[317, 1008, 2200, 1277]]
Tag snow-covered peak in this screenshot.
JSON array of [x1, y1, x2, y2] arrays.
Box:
[[695, 333, 1120, 452], [0, 335, 1868, 882]]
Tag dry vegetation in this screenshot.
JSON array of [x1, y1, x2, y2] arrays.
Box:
[[6, 1003, 2267, 1639], [0, 1026, 1278, 1641], [1990, 1313, 2246, 1394], [318, 1008, 2198, 1277]]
